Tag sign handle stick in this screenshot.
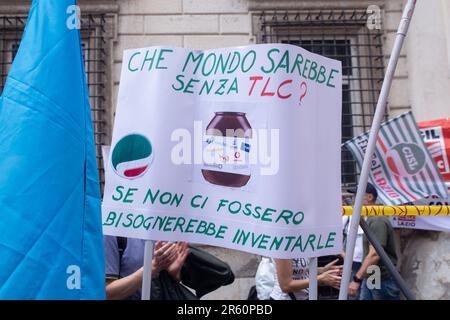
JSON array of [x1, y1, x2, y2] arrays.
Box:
[[308, 257, 318, 300], [338, 0, 417, 300], [141, 240, 154, 300]]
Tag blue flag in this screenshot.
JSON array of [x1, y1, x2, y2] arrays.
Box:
[[0, 0, 105, 299]]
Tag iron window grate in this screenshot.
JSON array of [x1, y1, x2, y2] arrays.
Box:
[[0, 14, 109, 187], [255, 10, 386, 185]]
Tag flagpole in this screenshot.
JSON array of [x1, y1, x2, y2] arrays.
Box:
[[141, 240, 154, 300], [338, 0, 417, 300], [308, 257, 318, 300]]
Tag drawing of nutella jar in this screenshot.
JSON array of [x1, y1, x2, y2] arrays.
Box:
[[202, 112, 252, 188]]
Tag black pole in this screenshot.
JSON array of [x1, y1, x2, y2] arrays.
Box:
[[359, 219, 415, 300]]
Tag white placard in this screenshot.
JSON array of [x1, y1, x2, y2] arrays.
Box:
[[102, 44, 343, 258]]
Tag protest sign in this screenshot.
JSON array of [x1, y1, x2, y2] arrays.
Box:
[[102, 44, 343, 258], [344, 112, 448, 206]]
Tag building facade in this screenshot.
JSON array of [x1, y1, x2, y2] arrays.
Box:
[[0, 0, 449, 299]]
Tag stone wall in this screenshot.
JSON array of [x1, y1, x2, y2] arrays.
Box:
[[400, 230, 450, 299]]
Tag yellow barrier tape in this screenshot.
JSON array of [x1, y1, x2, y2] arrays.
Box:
[[342, 206, 450, 216]]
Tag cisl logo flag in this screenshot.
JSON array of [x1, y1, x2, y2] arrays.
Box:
[[344, 112, 448, 205], [389, 119, 450, 232]]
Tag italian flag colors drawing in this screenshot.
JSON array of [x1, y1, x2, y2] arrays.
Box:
[[344, 112, 448, 205], [111, 134, 153, 179]]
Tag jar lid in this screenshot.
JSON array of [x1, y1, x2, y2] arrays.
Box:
[[214, 111, 246, 116]]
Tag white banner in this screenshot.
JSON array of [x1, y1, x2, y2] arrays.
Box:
[[102, 44, 343, 258], [391, 185, 450, 232]]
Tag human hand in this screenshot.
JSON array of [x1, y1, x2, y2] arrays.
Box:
[[166, 242, 189, 282], [318, 269, 341, 289], [152, 241, 178, 276], [321, 258, 343, 274], [348, 281, 361, 296]]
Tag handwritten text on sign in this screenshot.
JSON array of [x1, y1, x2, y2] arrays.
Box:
[[102, 44, 343, 258]]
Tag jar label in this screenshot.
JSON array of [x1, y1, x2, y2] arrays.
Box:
[[202, 135, 252, 176]]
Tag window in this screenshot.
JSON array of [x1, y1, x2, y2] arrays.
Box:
[[254, 10, 385, 185], [0, 14, 110, 187]]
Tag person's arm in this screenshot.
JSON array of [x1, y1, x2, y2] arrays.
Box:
[[274, 259, 341, 293], [105, 268, 145, 300], [275, 259, 309, 293], [105, 241, 178, 300], [348, 245, 379, 296], [355, 245, 379, 279], [348, 219, 387, 296]]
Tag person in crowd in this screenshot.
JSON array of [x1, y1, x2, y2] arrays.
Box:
[[103, 237, 189, 300], [270, 257, 342, 300], [342, 191, 365, 300], [347, 183, 401, 300]]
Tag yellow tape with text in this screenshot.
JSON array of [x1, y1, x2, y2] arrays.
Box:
[[342, 206, 450, 216]]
